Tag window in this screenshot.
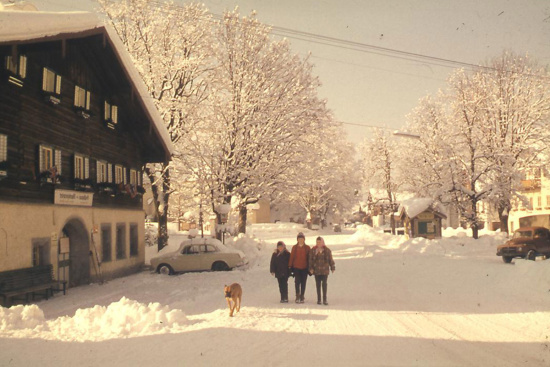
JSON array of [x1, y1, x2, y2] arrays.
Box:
[[107, 163, 113, 183], [529, 197, 533, 209], [73, 154, 89, 180], [32, 238, 50, 267], [537, 196, 542, 208], [115, 165, 124, 184], [130, 223, 138, 257], [96, 161, 107, 183], [101, 224, 112, 262], [130, 169, 138, 186], [116, 223, 126, 260], [5, 55, 27, 77], [74, 86, 91, 110], [39, 145, 62, 174], [546, 195, 550, 207], [104, 101, 118, 128], [0, 134, 7, 162], [42, 68, 62, 94]]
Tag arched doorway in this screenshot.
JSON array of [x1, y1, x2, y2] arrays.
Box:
[[62, 218, 90, 287]]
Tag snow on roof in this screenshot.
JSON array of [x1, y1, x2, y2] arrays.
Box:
[[0, 10, 174, 158], [399, 197, 439, 219]]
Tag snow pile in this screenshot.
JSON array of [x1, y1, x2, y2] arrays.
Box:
[[0, 304, 46, 331], [49, 297, 188, 342], [348, 224, 506, 257], [225, 234, 266, 267], [399, 197, 435, 218], [0, 298, 188, 342]]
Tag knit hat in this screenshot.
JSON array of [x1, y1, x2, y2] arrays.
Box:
[[276, 241, 285, 248], [297, 232, 305, 239]]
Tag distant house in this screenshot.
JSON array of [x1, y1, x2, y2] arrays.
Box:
[[397, 198, 446, 239], [0, 11, 173, 287], [248, 198, 271, 224]]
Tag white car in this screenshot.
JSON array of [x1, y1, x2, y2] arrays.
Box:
[[150, 238, 248, 275]]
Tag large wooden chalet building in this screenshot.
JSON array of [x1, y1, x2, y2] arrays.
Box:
[[0, 11, 173, 287]]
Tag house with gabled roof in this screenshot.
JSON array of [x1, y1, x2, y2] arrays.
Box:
[[0, 9, 173, 288]]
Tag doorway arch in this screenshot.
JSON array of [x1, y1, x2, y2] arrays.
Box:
[[62, 218, 90, 287]]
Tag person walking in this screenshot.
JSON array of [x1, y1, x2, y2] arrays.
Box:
[[309, 236, 335, 305], [289, 232, 311, 303], [270, 241, 291, 303]]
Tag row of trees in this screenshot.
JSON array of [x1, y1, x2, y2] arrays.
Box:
[[362, 51, 550, 238], [99, 0, 357, 249]]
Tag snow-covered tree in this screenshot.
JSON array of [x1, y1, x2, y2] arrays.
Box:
[[361, 129, 403, 234], [99, 0, 213, 250], [478, 51, 550, 234], [200, 8, 330, 237]]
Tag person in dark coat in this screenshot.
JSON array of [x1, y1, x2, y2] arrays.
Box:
[[270, 241, 291, 303], [308, 236, 335, 305], [289, 232, 311, 303]]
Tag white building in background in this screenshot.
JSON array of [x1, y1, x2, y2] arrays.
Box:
[[508, 166, 550, 232]]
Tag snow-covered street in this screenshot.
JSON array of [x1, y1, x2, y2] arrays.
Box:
[[1, 224, 550, 366]]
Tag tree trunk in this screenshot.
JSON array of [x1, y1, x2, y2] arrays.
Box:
[[471, 223, 479, 240], [145, 164, 171, 252], [158, 167, 171, 252], [390, 212, 396, 235], [498, 202, 510, 236], [238, 204, 247, 234], [215, 212, 223, 241]]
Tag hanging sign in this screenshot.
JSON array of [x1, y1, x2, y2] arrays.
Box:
[[54, 189, 93, 206]]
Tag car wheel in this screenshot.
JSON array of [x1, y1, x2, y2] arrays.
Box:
[[212, 261, 230, 271], [526, 250, 536, 261], [158, 264, 174, 275], [502, 256, 513, 263]]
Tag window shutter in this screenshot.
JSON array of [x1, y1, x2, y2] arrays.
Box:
[[42, 68, 48, 91], [74, 87, 79, 107], [86, 91, 91, 110], [73, 155, 78, 178], [112, 105, 118, 124], [38, 145, 44, 172], [19, 56, 27, 78], [104, 101, 110, 120], [107, 163, 112, 183], [96, 161, 101, 183], [0, 135, 7, 162], [84, 158, 89, 179], [55, 150, 62, 174], [123, 167, 127, 185], [55, 75, 62, 95]]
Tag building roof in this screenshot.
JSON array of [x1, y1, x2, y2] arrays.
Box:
[[0, 10, 174, 159], [398, 197, 447, 219]]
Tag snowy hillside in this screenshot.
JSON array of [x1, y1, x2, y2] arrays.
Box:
[[1, 224, 550, 366]]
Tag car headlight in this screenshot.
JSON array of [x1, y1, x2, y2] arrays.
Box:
[[517, 246, 523, 252]]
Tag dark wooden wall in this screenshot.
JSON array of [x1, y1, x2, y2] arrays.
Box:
[[0, 33, 165, 209]]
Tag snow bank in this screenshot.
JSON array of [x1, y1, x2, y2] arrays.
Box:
[[225, 233, 266, 268], [0, 304, 46, 331], [348, 225, 506, 257], [0, 298, 188, 342]]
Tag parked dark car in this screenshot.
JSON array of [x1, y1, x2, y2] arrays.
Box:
[[497, 227, 550, 263]]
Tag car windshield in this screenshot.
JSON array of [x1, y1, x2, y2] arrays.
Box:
[[513, 230, 533, 239]]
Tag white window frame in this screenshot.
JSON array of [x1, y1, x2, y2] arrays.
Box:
[[107, 163, 113, 183], [115, 165, 124, 184], [129, 169, 138, 186], [39, 145, 53, 172], [42, 68, 62, 95], [104, 101, 118, 126], [5, 55, 26, 78], [96, 160, 107, 183], [0, 134, 7, 162], [74, 85, 91, 110], [74, 154, 89, 180]]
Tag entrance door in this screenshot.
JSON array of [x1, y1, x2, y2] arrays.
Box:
[[62, 218, 90, 287]]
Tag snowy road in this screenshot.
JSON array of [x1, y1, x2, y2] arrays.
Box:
[[1, 227, 550, 366]]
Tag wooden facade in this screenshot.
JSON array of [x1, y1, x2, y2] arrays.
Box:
[[0, 15, 172, 289], [0, 29, 169, 207]]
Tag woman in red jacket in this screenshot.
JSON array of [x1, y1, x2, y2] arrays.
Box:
[[289, 232, 310, 303]]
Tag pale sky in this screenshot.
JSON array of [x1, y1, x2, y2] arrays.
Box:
[[30, 0, 550, 145]]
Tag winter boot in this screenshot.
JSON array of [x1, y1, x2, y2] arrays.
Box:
[[323, 298, 328, 306], [300, 295, 305, 304], [295, 294, 301, 303]]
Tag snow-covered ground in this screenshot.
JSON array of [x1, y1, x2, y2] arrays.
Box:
[[2, 223, 550, 366]]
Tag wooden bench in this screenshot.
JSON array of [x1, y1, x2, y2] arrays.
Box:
[[0, 265, 67, 307]]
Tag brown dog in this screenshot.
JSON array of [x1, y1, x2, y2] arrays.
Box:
[[224, 283, 242, 317]]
